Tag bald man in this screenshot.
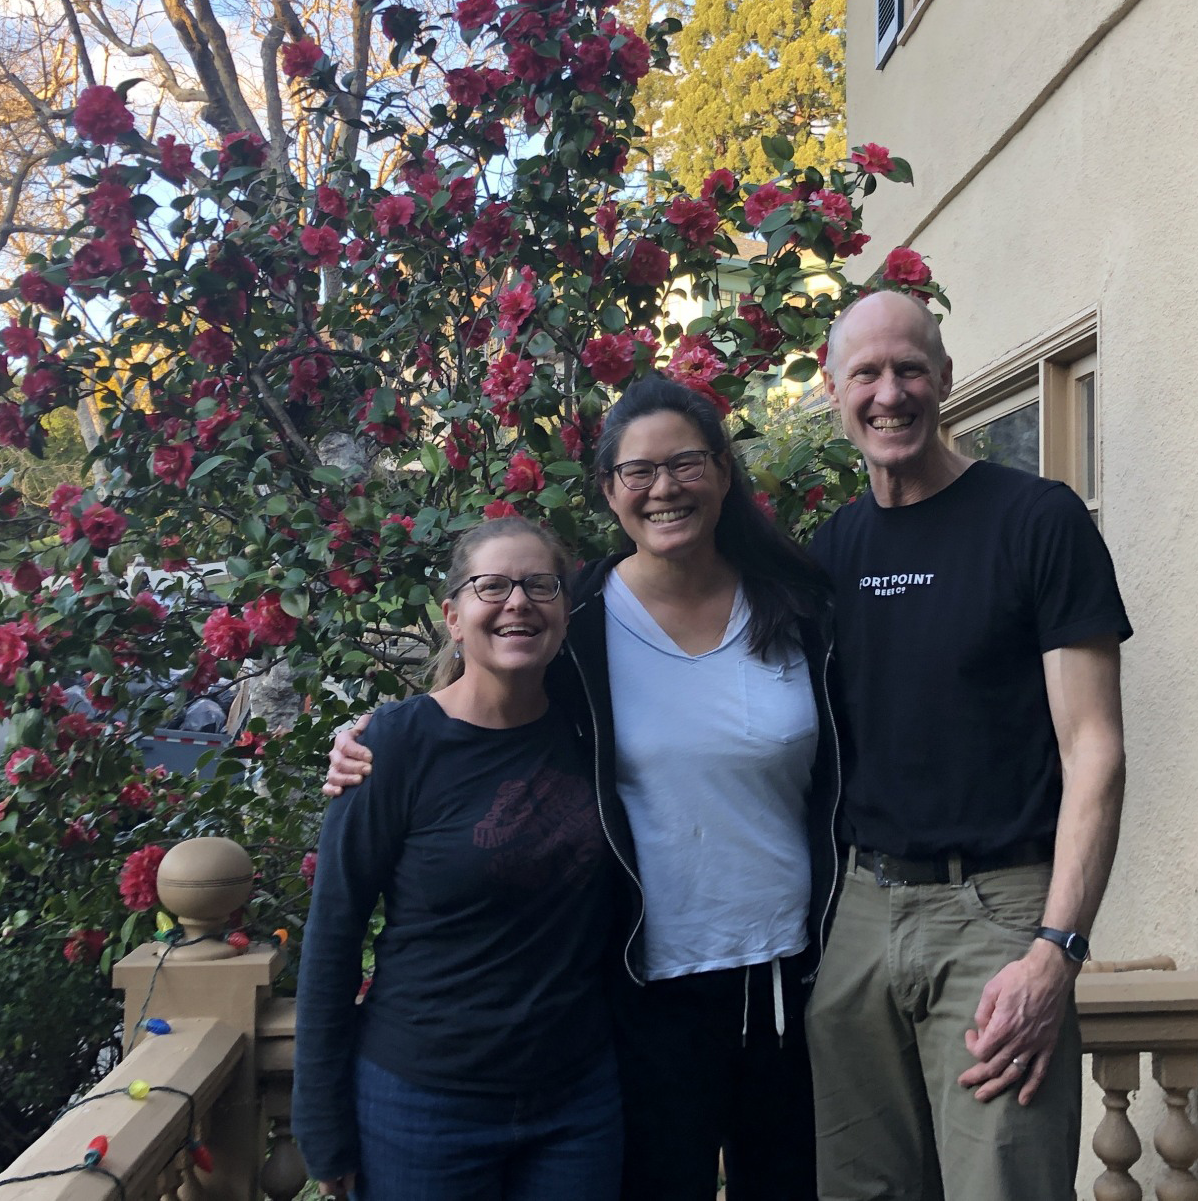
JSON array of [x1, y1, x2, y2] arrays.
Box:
[[805, 292, 1131, 1200]]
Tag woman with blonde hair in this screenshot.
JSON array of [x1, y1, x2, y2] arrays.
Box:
[[295, 517, 620, 1201]]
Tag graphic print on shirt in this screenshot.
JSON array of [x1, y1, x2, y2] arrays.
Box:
[[858, 570, 937, 598], [473, 766, 604, 892]]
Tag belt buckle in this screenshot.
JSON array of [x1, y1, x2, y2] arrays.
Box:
[[873, 854, 897, 887]]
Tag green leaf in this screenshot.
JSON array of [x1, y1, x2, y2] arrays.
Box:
[[783, 356, 819, 382], [311, 466, 344, 485], [600, 306, 626, 332], [280, 590, 309, 619], [535, 484, 569, 510], [544, 460, 584, 478], [188, 455, 229, 482], [265, 494, 291, 516]]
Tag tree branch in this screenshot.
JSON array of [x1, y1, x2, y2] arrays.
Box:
[[59, 0, 97, 88]]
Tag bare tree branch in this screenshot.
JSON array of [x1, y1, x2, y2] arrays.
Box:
[[59, 0, 97, 88]]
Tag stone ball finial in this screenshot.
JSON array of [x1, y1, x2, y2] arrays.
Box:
[[154, 837, 254, 961]]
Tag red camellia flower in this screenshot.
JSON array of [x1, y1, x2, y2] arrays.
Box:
[[17, 270, 65, 311], [316, 184, 348, 219], [483, 498, 520, 520], [700, 169, 737, 202], [804, 484, 826, 511], [63, 929, 106, 964], [21, 362, 66, 409], [502, 450, 545, 494], [455, 0, 497, 28], [119, 844, 167, 911], [581, 332, 637, 386], [217, 131, 267, 177], [738, 297, 785, 354], [73, 85, 135, 144], [48, 483, 83, 524], [281, 38, 323, 78], [130, 591, 169, 629], [446, 67, 488, 108], [289, 350, 332, 404], [10, 562, 45, 593], [595, 201, 617, 243], [0, 404, 30, 450], [69, 238, 125, 289], [0, 623, 29, 686], [482, 353, 535, 412], [851, 142, 895, 174], [463, 201, 518, 257], [159, 535, 189, 571], [624, 238, 670, 287], [611, 26, 651, 81], [4, 746, 54, 786], [80, 503, 127, 551], [118, 779, 153, 809], [244, 591, 300, 646], [157, 135, 193, 182], [128, 284, 166, 321], [152, 441, 196, 487], [189, 328, 235, 367], [664, 197, 720, 247], [496, 270, 537, 337], [883, 245, 933, 286], [373, 193, 416, 236], [86, 182, 135, 235], [299, 224, 342, 266], [571, 34, 612, 90], [506, 42, 556, 84], [56, 712, 102, 753], [382, 513, 416, 540], [301, 850, 318, 887], [743, 181, 797, 228], [810, 189, 854, 231], [202, 607, 253, 660], [753, 491, 777, 520], [447, 175, 477, 217]]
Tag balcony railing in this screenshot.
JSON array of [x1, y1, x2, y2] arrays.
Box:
[[2, 837, 1195, 1200]]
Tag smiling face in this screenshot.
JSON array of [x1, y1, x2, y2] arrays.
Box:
[[442, 533, 568, 682], [601, 410, 731, 562], [824, 292, 954, 493]]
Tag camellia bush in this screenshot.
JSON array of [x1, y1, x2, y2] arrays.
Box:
[[0, 0, 946, 1159]]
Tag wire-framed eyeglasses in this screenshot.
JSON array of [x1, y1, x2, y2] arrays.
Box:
[[610, 450, 715, 490], [452, 574, 563, 604]]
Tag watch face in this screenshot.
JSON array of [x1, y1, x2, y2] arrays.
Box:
[[1064, 932, 1090, 962]]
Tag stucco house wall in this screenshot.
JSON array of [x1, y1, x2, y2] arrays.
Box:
[[844, 0, 1198, 1187]]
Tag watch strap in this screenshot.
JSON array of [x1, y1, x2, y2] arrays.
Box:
[[1035, 925, 1090, 963]]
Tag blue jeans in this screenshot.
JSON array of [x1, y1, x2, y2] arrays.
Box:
[[352, 1051, 623, 1201]]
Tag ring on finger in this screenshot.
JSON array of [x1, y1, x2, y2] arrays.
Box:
[[1012, 1055, 1026, 1071]]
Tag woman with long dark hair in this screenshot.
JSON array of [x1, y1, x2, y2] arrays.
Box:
[[327, 375, 839, 1200]]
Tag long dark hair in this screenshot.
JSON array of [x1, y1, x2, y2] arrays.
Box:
[[429, 516, 572, 689], [596, 373, 829, 656]]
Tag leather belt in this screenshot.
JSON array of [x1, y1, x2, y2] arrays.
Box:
[[853, 839, 1054, 887]]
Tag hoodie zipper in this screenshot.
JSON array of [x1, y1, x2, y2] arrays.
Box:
[[804, 622, 844, 985], [567, 598, 647, 986]]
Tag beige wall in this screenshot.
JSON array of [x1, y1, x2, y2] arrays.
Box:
[[846, 0, 1198, 1188]]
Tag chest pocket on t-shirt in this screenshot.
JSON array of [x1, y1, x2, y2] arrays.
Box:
[[739, 657, 819, 745]]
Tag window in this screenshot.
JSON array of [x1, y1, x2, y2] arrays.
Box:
[[876, 0, 902, 67], [941, 312, 1101, 520]]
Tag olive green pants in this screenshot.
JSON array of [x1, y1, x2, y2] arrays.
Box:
[[806, 854, 1080, 1201]]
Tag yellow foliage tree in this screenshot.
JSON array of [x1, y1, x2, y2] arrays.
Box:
[[656, 0, 846, 194]]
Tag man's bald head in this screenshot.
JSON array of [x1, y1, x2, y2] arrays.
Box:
[[824, 291, 947, 381]]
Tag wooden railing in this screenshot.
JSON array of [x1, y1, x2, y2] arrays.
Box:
[[1, 837, 1194, 1200]]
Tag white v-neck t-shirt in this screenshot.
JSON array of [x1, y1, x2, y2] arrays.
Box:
[[604, 571, 817, 980]]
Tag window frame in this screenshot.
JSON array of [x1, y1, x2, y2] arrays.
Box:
[[940, 309, 1101, 519], [876, 0, 902, 67]]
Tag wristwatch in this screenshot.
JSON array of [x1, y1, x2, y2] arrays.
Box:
[[1035, 926, 1091, 964]]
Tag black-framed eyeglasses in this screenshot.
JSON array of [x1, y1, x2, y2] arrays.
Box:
[[610, 450, 715, 490], [452, 573, 563, 604]]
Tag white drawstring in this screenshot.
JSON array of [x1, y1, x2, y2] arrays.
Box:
[[743, 959, 787, 1046], [772, 957, 785, 1043], [742, 966, 751, 1047]]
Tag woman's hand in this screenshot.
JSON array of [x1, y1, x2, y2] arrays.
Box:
[[317, 1173, 356, 1198], [322, 713, 374, 797]]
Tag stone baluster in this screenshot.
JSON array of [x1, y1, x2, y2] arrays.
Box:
[[1152, 1053, 1198, 1201], [114, 836, 286, 1201], [1093, 1052, 1143, 1201], [261, 1122, 310, 1201]]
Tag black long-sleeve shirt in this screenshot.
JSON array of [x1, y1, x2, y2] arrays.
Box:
[[293, 695, 613, 1181]]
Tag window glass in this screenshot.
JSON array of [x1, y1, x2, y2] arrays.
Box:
[[952, 400, 1040, 475]]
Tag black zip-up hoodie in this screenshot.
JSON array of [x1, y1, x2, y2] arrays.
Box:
[[546, 554, 844, 987]]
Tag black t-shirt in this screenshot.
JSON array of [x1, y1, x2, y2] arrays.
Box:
[[811, 461, 1132, 857], [294, 694, 612, 1180]]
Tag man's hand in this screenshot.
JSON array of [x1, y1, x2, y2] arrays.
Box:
[[958, 939, 1078, 1105], [317, 1173, 355, 1197], [322, 714, 374, 797]]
